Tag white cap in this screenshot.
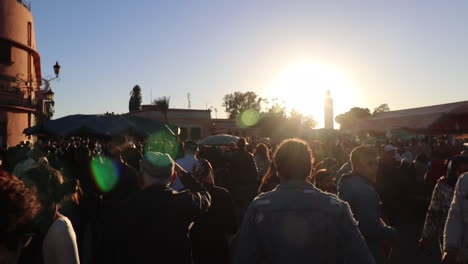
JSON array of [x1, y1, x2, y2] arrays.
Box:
[[141, 152, 174, 180]]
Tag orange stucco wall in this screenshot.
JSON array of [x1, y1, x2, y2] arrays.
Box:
[[0, 0, 41, 146]]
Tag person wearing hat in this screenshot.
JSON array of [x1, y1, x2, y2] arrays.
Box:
[[100, 152, 211, 264]]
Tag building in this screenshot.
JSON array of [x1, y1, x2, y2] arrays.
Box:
[[129, 105, 262, 141], [0, 0, 50, 147], [324, 89, 334, 129], [130, 106, 213, 140]]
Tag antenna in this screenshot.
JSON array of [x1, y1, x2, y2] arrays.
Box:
[[187, 93, 191, 109], [150, 89, 153, 104]]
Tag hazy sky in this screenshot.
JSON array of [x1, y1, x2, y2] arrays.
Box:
[[33, 0, 468, 127]]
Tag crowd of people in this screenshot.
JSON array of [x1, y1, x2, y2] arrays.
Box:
[[1, 133, 468, 264]]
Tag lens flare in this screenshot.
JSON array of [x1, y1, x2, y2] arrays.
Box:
[[90, 155, 119, 192], [237, 109, 260, 128], [144, 130, 179, 158]]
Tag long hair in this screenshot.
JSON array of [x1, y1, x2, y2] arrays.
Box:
[[253, 143, 271, 161], [23, 164, 80, 209], [258, 162, 279, 193]]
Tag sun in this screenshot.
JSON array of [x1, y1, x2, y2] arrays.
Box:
[[268, 61, 355, 127]]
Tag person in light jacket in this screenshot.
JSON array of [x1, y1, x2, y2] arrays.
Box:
[[443, 172, 468, 264]]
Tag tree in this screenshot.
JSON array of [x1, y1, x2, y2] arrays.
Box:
[[335, 107, 371, 128], [153, 96, 170, 123], [129, 85, 142, 112], [373, 104, 390, 115], [222, 91, 264, 119]]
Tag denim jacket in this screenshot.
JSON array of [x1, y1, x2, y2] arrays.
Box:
[[338, 174, 395, 263], [234, 181, 375, 264]]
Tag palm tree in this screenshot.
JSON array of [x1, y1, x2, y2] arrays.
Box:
[[153, 96, 170, 123], [129, 85, 142, 112]]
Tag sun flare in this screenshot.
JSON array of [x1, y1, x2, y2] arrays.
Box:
[[268, 61, 355, 127]]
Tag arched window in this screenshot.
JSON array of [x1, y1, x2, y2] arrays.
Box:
[[27, 22, 32, 46]]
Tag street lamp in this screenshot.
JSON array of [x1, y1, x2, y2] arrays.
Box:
[[53, 61, 61, 78]]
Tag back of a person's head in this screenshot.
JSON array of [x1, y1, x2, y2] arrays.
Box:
[[273, 138, 313, 181], [313, 169, 331, 184], [350, 146, 376, 169], [23, 164, 78, 208], [184, 140, 199, 154], [121, 146, 143, 170], [315, 157, 338, 171], [254, 143, 270, 160], [0, 171, 40, 252], [141, 152, 174, 185], [237, 138, 247, 150]]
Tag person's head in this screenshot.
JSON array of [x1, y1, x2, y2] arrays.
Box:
[[351, 146, 378, 182], [22, 164, 79, 212], [383, 144, 398, 160], [184, 140, 199, 155], [314, 157, 338, 175], [192, 159, 214, 185], [228, 141, 237, 150], [445, 155, 468, 185], [139, 152, 174, 187], [121, 146, 143, 171], [237, 138, 247, 150], [253, 143, 271, 160], [313, 169, 336, 193], [273, 138, 313, 182], [0, 172, 40, 264]]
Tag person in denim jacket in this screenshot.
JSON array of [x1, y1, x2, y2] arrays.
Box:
[[338, 146, 397, 264], [234, 139, 375, 264]]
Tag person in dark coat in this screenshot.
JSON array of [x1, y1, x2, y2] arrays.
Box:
[[98, 152, 211, 264], [190, 159, 238, 264], [226, 138, 258, 220]]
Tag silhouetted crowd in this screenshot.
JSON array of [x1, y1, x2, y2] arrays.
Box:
[[1, 134, 468, 264]]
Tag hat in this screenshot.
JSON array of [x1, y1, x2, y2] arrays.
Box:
[[384, 144, 398, 152], [141, 152, 174, 180]]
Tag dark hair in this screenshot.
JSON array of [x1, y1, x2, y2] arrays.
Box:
[[258, 162, 279, 193], [273, 138, 313, 180], [0, 171, 40, 250], [445, 155, 468, 186], [313, 169, 332, 185], [121, 146, 143, 170], [350, 146, 376, 169], [237, 138, 247, 150], [23, 164, 79, 208], [314, 157, 338, 172], [184, 140, 199, 153], [253, 143, 271, 161]]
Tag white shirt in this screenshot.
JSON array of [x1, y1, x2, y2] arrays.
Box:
[[170, 154, 198, 191], [42, 215, 80, 264]]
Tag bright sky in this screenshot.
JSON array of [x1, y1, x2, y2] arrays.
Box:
[[33, 0, 468, 128]]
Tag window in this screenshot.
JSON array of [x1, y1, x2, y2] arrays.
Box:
[[0, 40, 12, 65], [190, 127, 201, 140], [0, 122, 5, 147], [180, 127, 188, 141], [27, 22, 32, 46]]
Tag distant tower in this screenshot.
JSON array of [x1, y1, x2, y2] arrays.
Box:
[[324, 90, 334, 129]]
